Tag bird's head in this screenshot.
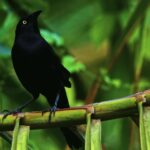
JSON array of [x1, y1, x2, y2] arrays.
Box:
[[15, 10, 42, 34]]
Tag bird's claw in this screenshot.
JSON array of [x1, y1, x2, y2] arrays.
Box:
[[1, 108, 22, 120], [41, 109, 48, 116], [48, 105, 58, 122], [42, 105, 57, 115], [42, 105, 58, 123], [50, 105, 57, 113]]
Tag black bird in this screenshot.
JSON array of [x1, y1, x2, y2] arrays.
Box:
[[8, 10, 84, 149]]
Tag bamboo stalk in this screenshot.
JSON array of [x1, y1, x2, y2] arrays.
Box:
[[0, 90, 150, 131], [11, 118, 20, 150], [16, 126, 30, 150], [139, 100, 150, 150], [85, 113, 91, 150], [91, 120, 102, 150]]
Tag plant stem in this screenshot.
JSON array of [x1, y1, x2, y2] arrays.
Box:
[[0, 90, 150, 131]]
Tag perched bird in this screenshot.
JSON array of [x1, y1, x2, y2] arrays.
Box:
[[7, 10, 84, 149]]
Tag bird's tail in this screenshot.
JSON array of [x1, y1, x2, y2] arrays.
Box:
[[60, 127, 84, 149]]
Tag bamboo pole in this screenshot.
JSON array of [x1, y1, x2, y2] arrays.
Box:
[[0, 90, 150, 131], [16, 126, 30, 150]]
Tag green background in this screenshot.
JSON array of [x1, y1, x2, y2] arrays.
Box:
[[0, 0, 150, 149]]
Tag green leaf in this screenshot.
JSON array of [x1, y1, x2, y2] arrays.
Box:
[[140, 8, 150, 61], [40, 29, 64, 46], [62, 55, 86, 73], [65, 79, 84, 107], [0, 12, 18, 47], [139, 79, 150, 90], [134, 16, 147, 78], [111, 0, 150, 71], [90, 15, 115, 45]]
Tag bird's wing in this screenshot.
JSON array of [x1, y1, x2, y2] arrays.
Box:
[[39, 41, 71, 88], [55, 64, 71, 88]]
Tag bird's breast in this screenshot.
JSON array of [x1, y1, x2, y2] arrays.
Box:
[[13, 34, 43, 54]]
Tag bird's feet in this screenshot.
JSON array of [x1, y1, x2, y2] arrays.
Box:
[[42, 105, 58, 123], [1, 108, 22, 120], [42, 92, 60, 116], [42, 105, 58, 115], [50, 105, 57, 113]]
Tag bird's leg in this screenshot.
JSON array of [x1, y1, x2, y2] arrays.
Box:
[[42, 92, 60, 117], [50, 93, 60, 112], [46, 93, 60, 122], [2, 98, 35, 119]]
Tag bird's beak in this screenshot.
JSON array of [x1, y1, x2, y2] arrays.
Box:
[[29, 10, 42, 19]]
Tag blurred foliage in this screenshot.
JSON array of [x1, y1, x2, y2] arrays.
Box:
[[0, 0, 150, 149]]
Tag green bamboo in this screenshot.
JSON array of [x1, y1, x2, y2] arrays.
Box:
[[16, 126, 30, 150], [138, 102, 147, 150], [143, 107, 150, 149], [11, 117, 20, 150], [0, 90, 150, 131], [91, 120, 102, 150], [85, 113, 91, 150]]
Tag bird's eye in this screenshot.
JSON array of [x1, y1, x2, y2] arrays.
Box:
[[22, 20, 27, 25]]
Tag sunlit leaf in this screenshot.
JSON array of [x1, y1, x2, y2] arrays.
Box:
[[40, 29, 64, 46], [63, 55, 86, 73]]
